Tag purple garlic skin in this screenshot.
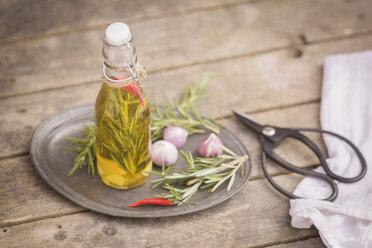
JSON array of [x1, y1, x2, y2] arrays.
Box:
[[163, 126, 188, 148], [151, 140, 178, 166], [198, 133, 223, 158]]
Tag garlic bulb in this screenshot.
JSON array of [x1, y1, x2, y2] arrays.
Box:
[[198, 133, 223, 158], [163, 126, 188, 148], [151, 140, 178, 166]]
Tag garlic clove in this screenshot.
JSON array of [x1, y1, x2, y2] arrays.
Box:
[[198, 133, 224, 158], [163, 126, 188, 148], [151, 140, 178, 166]]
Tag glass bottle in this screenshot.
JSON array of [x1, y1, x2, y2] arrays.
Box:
[[95, 22, 152, 189]]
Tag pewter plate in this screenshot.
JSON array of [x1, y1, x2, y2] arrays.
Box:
[[30, 104, 251, 218]]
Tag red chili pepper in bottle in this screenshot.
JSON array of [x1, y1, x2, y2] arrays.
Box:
[[122, 81, 145, 107], [129, 197, 173, 207], [114, 73, 145, 107]]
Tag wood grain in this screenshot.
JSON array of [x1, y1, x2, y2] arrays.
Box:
[[0, 173, 318, 248], [0, 156, 84, 227], [1, 0, 372, 98], [2, 33, 372, 159], [0, 102, 323, 228], [0, 0, 250, 42], [267, 238, 325, 248]]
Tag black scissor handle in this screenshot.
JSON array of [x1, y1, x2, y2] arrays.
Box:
[[260, 133, 338, 201], [261, 128, 330, 175], [291, 128, 367, 183], [260, 127, 367, 201], [261, 151, 338, 201]]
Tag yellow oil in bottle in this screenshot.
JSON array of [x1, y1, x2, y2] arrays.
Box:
[[95, 83, 152, 189]]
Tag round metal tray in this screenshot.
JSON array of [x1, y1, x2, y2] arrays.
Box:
[[30, 104, 251, 218]]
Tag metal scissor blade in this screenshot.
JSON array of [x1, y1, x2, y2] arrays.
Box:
[[233, 110, 264, 134]]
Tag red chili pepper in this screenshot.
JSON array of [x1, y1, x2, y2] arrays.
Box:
[[129, 197, 173, 207], [114, 75, 146, 108], [122, 82, 145, 107]]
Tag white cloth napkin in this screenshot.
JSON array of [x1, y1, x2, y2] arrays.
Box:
[[289, 50, 372, 248]]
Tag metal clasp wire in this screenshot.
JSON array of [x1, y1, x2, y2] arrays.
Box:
[[102, 42, 140, 83]]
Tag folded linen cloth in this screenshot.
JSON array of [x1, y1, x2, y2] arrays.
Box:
[[289, 51, 372, 248]]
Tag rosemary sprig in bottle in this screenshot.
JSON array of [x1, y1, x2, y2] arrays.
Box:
[[64, 77, 220, 176], [96, 84, 150, 174], [148, 145, 248, 206]]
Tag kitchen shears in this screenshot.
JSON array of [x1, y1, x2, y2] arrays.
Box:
[[233, 111, 367, 201]]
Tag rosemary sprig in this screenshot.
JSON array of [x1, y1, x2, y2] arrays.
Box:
[[65, 77, 220, 176], [62, 124, 96, 176], [150, 76, 220, 141], [148, 146, 248, 206]]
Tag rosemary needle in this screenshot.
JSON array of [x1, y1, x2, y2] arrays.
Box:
[[150, 76, 220, 141]]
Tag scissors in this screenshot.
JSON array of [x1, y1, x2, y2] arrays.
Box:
[[233, 111, 367, 201]]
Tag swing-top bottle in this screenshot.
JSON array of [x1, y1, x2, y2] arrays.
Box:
[[95, 22, 152, 189]]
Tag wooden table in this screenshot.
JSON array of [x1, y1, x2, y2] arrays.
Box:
[[1, 0, 371, 247]]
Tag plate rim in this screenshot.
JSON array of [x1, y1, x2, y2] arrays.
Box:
[[30, 103, 252, 218]]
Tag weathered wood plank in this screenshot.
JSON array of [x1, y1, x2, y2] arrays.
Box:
[[2, 32, 371, 159], [0, 102, 323, 228], [1, 0, 372, 98], [0, 0, 250, 42], [131, 33, 372, 119], [267, 238, 325, 248], [0, 156, 84, 226], [0, 173, 318, 248]]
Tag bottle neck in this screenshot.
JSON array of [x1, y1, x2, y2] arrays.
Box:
[[102, 38, 139, 82]]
